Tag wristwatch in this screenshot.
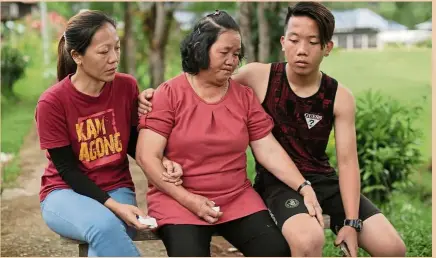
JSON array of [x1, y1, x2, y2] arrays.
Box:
[[297, 180, 311, 194], [344, 219, 363, 232]]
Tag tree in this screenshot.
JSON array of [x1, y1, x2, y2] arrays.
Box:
[[256, 2, 270, 63], [120, 2, 136, 75], [238, 2, 255, 63], [143, 2, 178, 88]]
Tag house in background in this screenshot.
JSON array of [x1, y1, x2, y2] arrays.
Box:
[[331, 8, 408, 50], [332, 8, 386, 49], [415, 19, 432, 31], [1, 2, 38, 22]]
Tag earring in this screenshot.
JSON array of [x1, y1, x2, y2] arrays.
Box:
[[282, 48, 285, 51]]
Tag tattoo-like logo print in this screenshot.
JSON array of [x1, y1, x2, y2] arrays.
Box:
[[285, 199, 299, 208]]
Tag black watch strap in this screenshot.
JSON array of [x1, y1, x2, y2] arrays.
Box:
[[344, 219, 362, 232], [297, 180, 311, 194]]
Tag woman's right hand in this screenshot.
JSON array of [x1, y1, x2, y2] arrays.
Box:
[[185, 194, 223, 224], [104, 198, 150, 230], [161, 157, 183, 185]]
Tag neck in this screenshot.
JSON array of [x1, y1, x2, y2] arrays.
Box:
[[71, 69, 105, 97], [286, 64, 321, 88], [188, 73, 228, 101], [195, 71, 227, 88]]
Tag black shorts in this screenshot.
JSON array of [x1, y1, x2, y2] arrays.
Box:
[[157, 210, 290, 257], [259, 172, 381, 232]]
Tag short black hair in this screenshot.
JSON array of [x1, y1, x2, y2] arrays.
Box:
[[284, 2, 335, 49], [180, 10, 245, 74]]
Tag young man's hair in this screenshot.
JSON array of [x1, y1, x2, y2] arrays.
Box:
[[284, 2, 335, 49]]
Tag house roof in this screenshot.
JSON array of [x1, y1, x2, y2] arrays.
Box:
[[415, 19, 432, 30], [332, 8, 391, 32], [387, 20, 408, 31]]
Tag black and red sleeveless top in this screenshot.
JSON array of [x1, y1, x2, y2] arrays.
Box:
[[254, 62, 338, 188]]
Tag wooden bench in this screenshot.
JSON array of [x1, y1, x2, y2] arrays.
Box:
[[60, 215, 331, 257]]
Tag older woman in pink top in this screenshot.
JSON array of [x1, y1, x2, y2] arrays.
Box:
[[136, 10, 322, 257]]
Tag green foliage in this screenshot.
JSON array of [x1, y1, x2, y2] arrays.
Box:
[[46, 2, 75, 18], [184, 2, 237, 13], [1, 45, 28, 99], [322, 191, 432, 257], [321, 49, 431, 159], [1, 26, 54, 184], [328, 90, 423, 204], [415, 39, 432, 48], [381, 192, 432, 257]]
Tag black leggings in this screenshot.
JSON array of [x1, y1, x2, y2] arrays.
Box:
[[157, 210, 290, 257]]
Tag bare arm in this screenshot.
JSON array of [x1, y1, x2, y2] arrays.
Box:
[[136, 129, 192, 204], [232, 62, 271, 103], [250, 133, 306, 191], [135, 129, 221, 223], [250, 133, 324, 226], [333, 84, 360, 220]]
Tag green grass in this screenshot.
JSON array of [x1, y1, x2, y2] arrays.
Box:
[[320, 48, 432, 159], [323, 191, 432, 257]]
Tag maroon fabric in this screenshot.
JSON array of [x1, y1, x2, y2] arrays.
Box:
[[256, 62, 338, 187]]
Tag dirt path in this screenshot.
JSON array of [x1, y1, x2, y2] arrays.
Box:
[[1, 126, 242, 257]]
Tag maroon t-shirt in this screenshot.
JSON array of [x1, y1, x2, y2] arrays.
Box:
[[35, 73, 138, 202], [255, 63, 338, 187]]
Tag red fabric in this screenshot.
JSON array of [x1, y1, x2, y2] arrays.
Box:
[[138, 73, 274, 227], [36, 73, 139, 202]]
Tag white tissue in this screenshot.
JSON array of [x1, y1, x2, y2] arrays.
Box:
[[138, 216, 158, 229]]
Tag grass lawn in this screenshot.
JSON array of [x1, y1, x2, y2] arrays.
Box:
[[321, 48, 432, 159], [322, 191, 432, 257]]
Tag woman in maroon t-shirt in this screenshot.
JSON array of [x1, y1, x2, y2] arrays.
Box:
[[135, 10, 322, 257], [35, 10, 179, 257]]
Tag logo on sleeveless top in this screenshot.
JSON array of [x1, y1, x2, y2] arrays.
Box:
[[285, 199, 299, 208], [304, 113, 322, 129]]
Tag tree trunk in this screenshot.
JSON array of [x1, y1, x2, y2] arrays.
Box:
[[143, 2, 177, 88], [121, 2, 136, 76], [257, 2, 270, 63], [238, 2, 255, 63]]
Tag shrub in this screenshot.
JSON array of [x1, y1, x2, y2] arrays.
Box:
[[415, 39, 431, 48], [1, 44, 28, 99], [328, 90, 423, 204]]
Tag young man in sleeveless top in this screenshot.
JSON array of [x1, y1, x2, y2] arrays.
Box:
[[230, 2, 406, 257]]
